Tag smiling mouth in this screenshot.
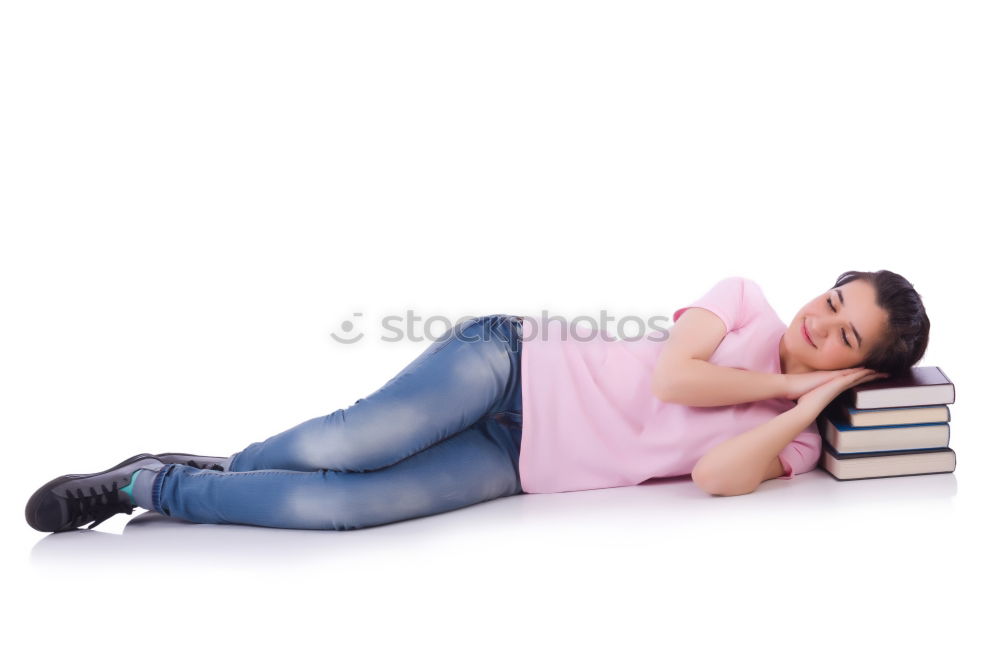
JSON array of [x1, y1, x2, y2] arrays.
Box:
[[802, 320, 816, 348]]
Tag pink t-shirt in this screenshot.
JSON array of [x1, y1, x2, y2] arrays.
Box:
[[517, 276, 822, 493]]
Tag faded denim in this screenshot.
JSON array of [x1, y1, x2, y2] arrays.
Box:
[[150, 314, 525, 530]]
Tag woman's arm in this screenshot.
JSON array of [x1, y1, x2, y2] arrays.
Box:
[[689, 368, 885, 496], [657, 358, 788, 407], [652, 305, 784, 407], [690, 405, 815, 496]]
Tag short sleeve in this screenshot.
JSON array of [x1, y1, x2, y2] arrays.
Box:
[[672, 276, 748, 333], [776, 428, 822, 480]]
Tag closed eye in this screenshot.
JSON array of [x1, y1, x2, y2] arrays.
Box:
[[826, 297, 853, 348]]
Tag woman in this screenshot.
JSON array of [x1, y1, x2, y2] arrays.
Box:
[[25, 269, 930, 533]]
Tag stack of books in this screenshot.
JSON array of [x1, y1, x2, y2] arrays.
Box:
[[817, 365, 957, 480]]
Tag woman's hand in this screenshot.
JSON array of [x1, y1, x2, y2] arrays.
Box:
[[783, 368, 885, 401], [791, 367, 890, 419]]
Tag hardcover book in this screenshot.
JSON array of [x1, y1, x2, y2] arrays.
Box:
[[833, 365, 955, 409], [823, 401, 950, 428], [818, 409, 951, 453], [820, 441, 957, 481]]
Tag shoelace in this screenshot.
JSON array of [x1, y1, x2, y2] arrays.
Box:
[[183, 460, 224, 471], [64, 481, 134, 530]]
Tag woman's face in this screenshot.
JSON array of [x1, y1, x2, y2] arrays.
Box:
[[779, 278, 890, 374]]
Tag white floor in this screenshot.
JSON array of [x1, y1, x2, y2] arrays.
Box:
[[13, 462, 992, 660]]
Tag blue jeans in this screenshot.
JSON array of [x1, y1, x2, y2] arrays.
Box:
[[150, 314, 525, 530]]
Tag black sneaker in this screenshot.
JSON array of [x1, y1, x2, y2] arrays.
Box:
[[25, 453, 166, 533], [154, 453, 229, 471]]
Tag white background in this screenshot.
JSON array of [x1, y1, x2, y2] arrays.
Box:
[[2, 1, 995, 660]]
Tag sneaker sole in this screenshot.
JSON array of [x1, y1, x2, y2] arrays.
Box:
[[24, 452, 160, 532]]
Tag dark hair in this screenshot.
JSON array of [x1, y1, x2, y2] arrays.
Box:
[[833, 270, 930, 375]]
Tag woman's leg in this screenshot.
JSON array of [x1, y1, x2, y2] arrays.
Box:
[[226, 314, 523, 474], [151, 415, 523, 530]]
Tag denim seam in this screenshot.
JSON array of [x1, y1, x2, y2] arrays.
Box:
[[150, 464, 172, 515]]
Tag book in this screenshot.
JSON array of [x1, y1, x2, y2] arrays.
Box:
[[833, 365, 955, 409], [818, 408, 951, 453], [816, 364, 958, 481], [821, 441, 957, 481], [824, 400, 951, 428]]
